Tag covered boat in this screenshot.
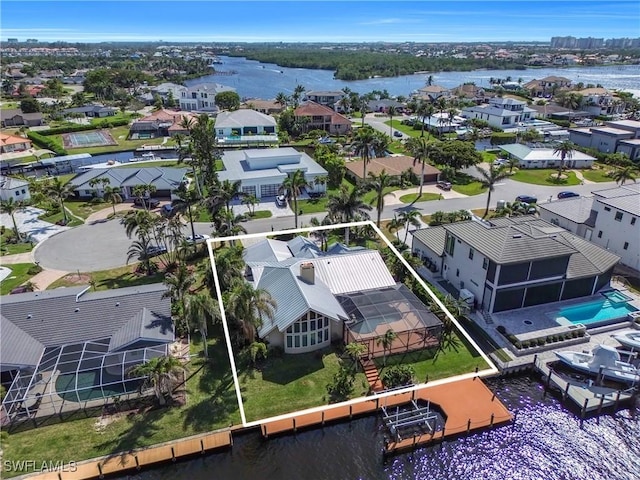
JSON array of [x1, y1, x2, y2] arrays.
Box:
[[555, 344, 640, 385], [612, 331, 640, 351]]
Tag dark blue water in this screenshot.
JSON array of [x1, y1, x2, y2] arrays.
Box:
[[124, 376, 640, 480], [187, 57, 640, 99]]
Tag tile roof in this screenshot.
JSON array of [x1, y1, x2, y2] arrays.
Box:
[[0, 133, 31, 147], [345, 155, 440, 180], [412, 226, 447, 256], [592, 184, 640, 216], [537, 196, 597, 225], [560, 232, 620, 279], [294, 101, 351, 125], [215, 109, 276, 129]]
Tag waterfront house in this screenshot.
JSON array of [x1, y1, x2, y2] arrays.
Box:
[[177, 82, 235, 113], [538, 184, 639, 271], [303, 91, 345, 109], [214, 109, 278, 145], [294, 102, 352, 135], [461, 97, 535, 130], [412, 85, 451, 103], [243, 99, 284, 115], [0, 284, 174, 423], [345, 155, 440, 184], [70, 166, 188, 200], [0, 109, 44, 128], [128, 109, 197, 139], [0, 175, 31, 202], [243, 237, 443, 356], [524, 76, 572, 97], [217, 147, 327, 199], [499, 144, 595, 169], [411, 216, 620, 313], [0, 133, 32, 154], [449, 84, 487, 104], [574, 88, 625, 117]]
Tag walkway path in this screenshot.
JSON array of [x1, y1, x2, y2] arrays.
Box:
[[570, 169, 595, 184], [30, 268, 70, 290], [384, 185, 466, 206]]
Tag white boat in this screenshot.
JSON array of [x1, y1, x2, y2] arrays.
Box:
[[555, 344, 640, 385], [612, 331, 640, 350]]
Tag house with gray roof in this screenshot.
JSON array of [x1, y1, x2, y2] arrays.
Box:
[[242, 237, 442, 356], [70, 166, 188, 200], [62, 104, 117, 118], [538, 184, 639, 271], [0, 174, 30, 202], [214, 109, 278, 145], [217, 147, 327, 200], [412, 216, 619, 314], [0, 109, 44, 128], [1, 284, 174, 423], [499, 143, 595, 169]]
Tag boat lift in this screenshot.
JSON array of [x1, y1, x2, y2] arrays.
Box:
[[381, 399, 440, 442]]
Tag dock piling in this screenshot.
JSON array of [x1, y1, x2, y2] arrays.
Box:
[[467, 418, 471, 434], [490, 413, 494, 428], [614, 390, 621, 410], [98, 463, 104, 479], [171, 447, 176, 462], [581, 398, 589, 418], [293, 417, 297, 433]]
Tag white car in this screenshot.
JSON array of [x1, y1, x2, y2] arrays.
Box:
[[186, 234, 211, 244]]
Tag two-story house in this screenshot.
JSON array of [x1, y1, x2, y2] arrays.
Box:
[[294, 102, 352, 135], [538, 184, 640, 271], [461, 97, 535, 130], [575, 88, 625, 116], [214, 109, 278, 145], [569, 119, 640, 155], [524, 76, 572, 97], [303, 91, 345, 109], [412, 217, 619, 314], [177, 82, 235, 112], [0, 175, 31, 202]]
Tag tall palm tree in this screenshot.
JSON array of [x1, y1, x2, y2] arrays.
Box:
[[0, 198, 24, 241], [345, 342, 367, 372], [184, 291, 220, 359], [553, 140, 576, 180], [275, 92, 289, 108], [376, 329, 397, 367], [128, 356, 183, 406], [406, 136, 438, 200], [387, 105, 397, 138], [387, 214, 403, 242], [210, 244, 245, 291], [103, 186, 122, 216], [171, 184, 200, 240], [475, 165, 510, 218], [122, 209, 155, 240], [612, 165, 638, 185], [292, 84, 306, 108], [45, 177, 75, 225], [211, 179, 242, 213], [326, 185, 372, 243], [163, 263, 194, 333], [352, 126, 377, 179], [367, 170, 395, 227], [126, 236, 154, 276], [435, 97, 448, 138], [228, 282, 276, 344], [281, 169, 308, 228], [399, 209, 422, 244]]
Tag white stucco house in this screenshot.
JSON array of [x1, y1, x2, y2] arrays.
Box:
[[214, 109, 278, 145], [0, 175, 31, 202], [461, 97, 536, 130], [499, 144, 596, 169], [217, 147, 327, 199], [177, 82, 235, 112]]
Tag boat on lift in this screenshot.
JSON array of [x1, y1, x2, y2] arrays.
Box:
[[612, 331, 640, 351], [555, 344, 640, 385]]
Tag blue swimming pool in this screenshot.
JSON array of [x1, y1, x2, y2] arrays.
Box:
[[557, 299, 637, 326]]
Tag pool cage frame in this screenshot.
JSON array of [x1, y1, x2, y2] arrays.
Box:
[[1, 339, 168, 429]]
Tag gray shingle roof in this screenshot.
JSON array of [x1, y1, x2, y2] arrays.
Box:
[[71, 167, 188, 192], [109, 307, 174, 352], [215, 110, 276, 129], [537, 196, 597, 225], [412, 226, 447, 256], [0, 316, 45, 369], [1, 284, 173, 368]]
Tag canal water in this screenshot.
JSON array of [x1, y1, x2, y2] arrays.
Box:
[[123, 375, 640, 480], [188, 57, 640, 100]]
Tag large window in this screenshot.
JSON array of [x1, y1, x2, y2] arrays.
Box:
[[285, 312, 330, 351]]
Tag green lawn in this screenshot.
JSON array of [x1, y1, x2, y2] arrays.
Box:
[[581, 168, 613, 183], [383, 120, 437, 140], [238, 347, 368, 423], [64, 199, 112, 220], [399, 192, 441, 203], [480, 151, 497, 163], [246, 210, 272, 219], [38, 210, 83, 227], [48, 264, 164, 291], [296, 197, 330, 214], [2, 335, 241, 478], [511, 169, 580, 186], [0, 263, 38, 295], [0, 233, 34, 256], [452, 181, 486, 196], [362, 186, 397, 205], [374, 333, 488, 383]]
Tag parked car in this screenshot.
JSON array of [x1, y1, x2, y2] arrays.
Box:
[[515, 195, 538, 204], [139, 245, 167, 260], [557, 191, 579, 199], [493, 158, 507, 167], [275, 194, 287, 207], [133, 197, 160, 209], [186, 234, 211, 245], [160, 204, 175, 217], [436, 181, 452, 191], [393, 131, 403, 138]]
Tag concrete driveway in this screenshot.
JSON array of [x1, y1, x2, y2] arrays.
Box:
[[0, 207, 70, 243]]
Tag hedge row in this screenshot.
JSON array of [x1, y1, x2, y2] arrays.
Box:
[[27, 131, 67, 156], [490, 132, 517, 145], [40, 118, 130, 136]]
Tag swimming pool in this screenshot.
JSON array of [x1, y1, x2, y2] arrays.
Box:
[[557, 298, 637, 326]]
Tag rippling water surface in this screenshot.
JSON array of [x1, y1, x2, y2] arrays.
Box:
[[126, 376, 639, 480]]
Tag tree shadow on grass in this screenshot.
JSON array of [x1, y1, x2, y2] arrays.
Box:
[[182, 371, 239, 432], [258, 349, 326, 385]]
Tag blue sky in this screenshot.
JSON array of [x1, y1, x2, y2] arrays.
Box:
[[2, 1, 639, 43]]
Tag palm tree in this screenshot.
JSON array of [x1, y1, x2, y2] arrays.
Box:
[[475, 165, 510, 218], [275, 92, 289, 109], [553, 140, 576, 180], [184, 291, 220, 359], [326, 185, 372, 243], [376, 329, 397, 367], [387, 214, 403, 242], [281, 169, 308, 228], [215, 209, 247, 241], [345, 342, 367, 372], [171, 184, 200, 241], [227, 282, 276, 344], [122, 209, 155, 240], [45, 177, 75, 225], [612, 165, 638, 185], [399, 210, 422, 244], [163, 263, 194, 333], [209, 244, 245, 291], [292, 84, 306, 108], [128, 356, 183, 406], [505, 157, 519, 174], [406, 136, 438, 200], [0, 198, 24, 241], [367, 170, 395, 227], [211, 179, 242, 213], [352, 126, 377, 179], [126, 237, 154, 275], [103, 186, 122, 216], [131, 184, 157, 211]]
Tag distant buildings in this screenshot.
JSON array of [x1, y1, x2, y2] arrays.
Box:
[[550, 36, 640, 49]]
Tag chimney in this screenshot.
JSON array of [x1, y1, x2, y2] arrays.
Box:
[[300, 262, 315, 284]]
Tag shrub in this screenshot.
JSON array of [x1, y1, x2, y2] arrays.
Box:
[[27, 264, 43, 275], [496, 325, 507, 335], [326, 366, 355, 403], [40, 118, 129, 136], [381, 365, 415, 389], [248, 341, 268, 366], [490, 132, 517, 145], [537, 338, 547, 346], [521, 341, 531, 349], [27, 131, 67, 155]]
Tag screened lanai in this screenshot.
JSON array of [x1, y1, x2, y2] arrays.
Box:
[[338, 284, 443, 358], [1, 340, 167, 426]]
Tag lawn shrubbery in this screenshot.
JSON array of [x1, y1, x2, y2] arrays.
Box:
[[490, 132, 517, 145], [381, 365, 415, 389], [39, 118, 129, 136], [27, 131, 67, 155]]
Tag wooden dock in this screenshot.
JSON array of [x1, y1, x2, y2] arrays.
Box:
[[260, 378, 512, 454], [23, 430, 232, 480], [535, 359, 634, 416]]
